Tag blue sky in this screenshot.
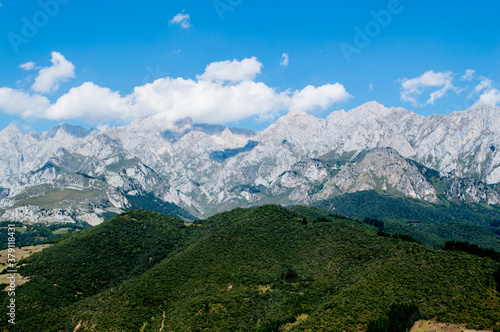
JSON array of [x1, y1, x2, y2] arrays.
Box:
[[0, 0, 499, 132]]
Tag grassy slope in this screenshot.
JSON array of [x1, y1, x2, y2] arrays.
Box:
[[4, 206, 499, 331], [13, 189, 103, 209]]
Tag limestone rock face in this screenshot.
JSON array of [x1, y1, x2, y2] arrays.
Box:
[[445, 178, 500, 205], [318, 149, 439, 203], [0, 102, 499, 222]]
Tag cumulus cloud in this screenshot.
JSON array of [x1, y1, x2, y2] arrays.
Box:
[[478, 88, 500, 106], [19, 61, 37, 70], [44, 77, 350, 125], [0, 88, 50, 118], [45, 82, 134, 123], [400, 70, 458, 106], [472, 76, 500, 106], [169, 12, 191, 29], [197, 57, 263, 83], [0, 56, 351, 125], [289, 84, 351, 113], [32, 52, 75, 94], [461, 69, 476, 81], [132, 78, 287, 124], [280, 53, 289, 67], [474, 77, 492, 93]]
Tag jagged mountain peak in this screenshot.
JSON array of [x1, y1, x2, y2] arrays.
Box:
[[461, 103, 498, 113], [173, 116, 194, 130], [124, 115, 194, 134], [344, 101, 418, 120], [0, 123, 23, 136], [44, 123, 91, 139], [453, 103, 500, 123], [1, 101, 499, 223], [210, 127, 250, 149], [261, 111, 327, 149], [0, 124, 30, 146], [352, 100, 388, 111], [285, 109, 310, 118], [124, 115, 164, 133], [326, 102, 384, 124], [268, 109, 325, 131], [432, 104, 500, 134]]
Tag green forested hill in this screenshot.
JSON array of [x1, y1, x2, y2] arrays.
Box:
[[314, 190, 500, 251], [126, 192, 198, 222], [0, 221, 91, 250], [0, 194, 195, 250], [1, 206, 499, 331], [0, 210, 189, 328]]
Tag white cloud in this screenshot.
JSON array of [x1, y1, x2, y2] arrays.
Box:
[[19, 61, 36, 70], [461, 69, 476, 81], [472, 75, 500, 106], [474, 77, 492, 93], [0, 56, 351, 125], [369, 83, 373, 91], [38, 78, 350, 125], [32, 52, 75, 94], [477, 88, 500, 106], [197, 57, 263, 83], [45, 82, 133, 123], [280, 53, 289, 67], [289, 84, 351, 113], [169, 12, 191, 29], [0, 88, 50, 118], [400, 70, 458, 106], [131, 78, 288, 124]]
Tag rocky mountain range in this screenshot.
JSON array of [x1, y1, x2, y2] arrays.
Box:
[[1, 101, 499, 224]]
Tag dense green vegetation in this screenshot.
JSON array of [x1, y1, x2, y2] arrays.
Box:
[[315, 190, 500, 250], [363, 217, 385, 229], [443, 240, 500, 262], [0, 193, 195, 251], [367, 304, 420, 332], [126, 192, 197, 221], [0, 221, 90, 250], [0, 210, 188, 327], [495, 269, 500, 293], [1, 206, 499, 331]]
